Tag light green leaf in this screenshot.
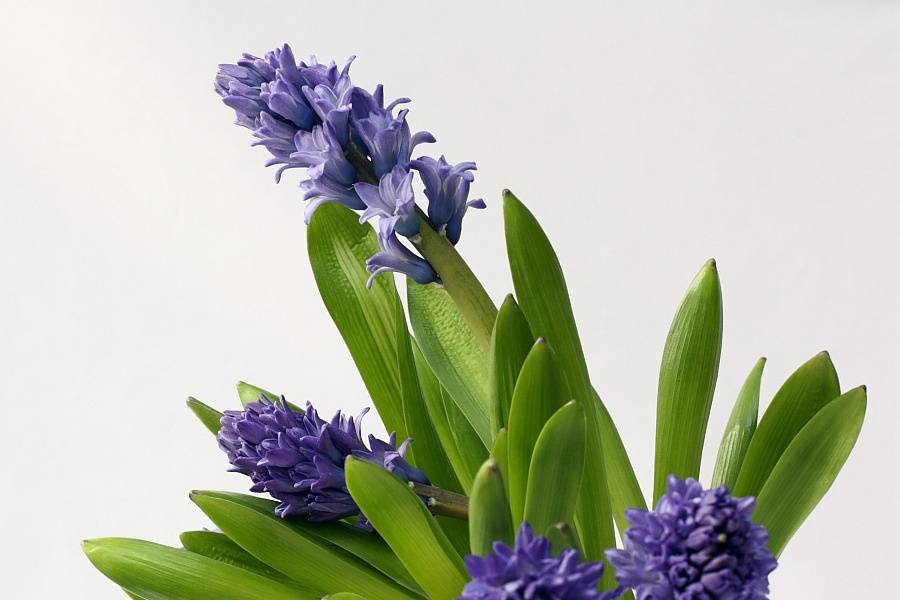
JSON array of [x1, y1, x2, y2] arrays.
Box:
[[490, 428, 510, 497], [754, 386, 866, 555], [506, 339, 570, 524], [544, 522, 582, 555], [83, 538, 315, 600], [469, 459, 515, 556], [524, 401, 586, 535], [733, 352, 840, 498], [407, 280, 491, 446], [653, 260, 723, 502], [327, 594, 369, 600], [442, 387, 489, 491], [411, 341, 478, 491], [711, 358, 766, 489], [503, 191, 620, 572], [345, 457, 468, 600], [179, 530, 287, 581], [307, 203, 410, 440], [191, 492, 419, 599], [186, 397, 222, 436], [236, 381, 280, 407], [489, 294, 534, 438]]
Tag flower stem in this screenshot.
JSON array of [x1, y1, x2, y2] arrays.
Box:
[[411, 482, 470, 520]]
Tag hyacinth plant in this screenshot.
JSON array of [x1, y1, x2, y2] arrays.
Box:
[[84, 44, 867, 600]]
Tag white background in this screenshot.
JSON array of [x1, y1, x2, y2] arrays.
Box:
[[2, 1, 898, 597]]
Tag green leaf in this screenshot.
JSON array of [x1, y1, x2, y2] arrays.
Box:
[[307, 202, 410, 440], [236, 381, 280, 407], [469, 459, 515, 556], [411, 341, 478, 491], [754, 386, 866, 555], [442, 387, 490, 491], [190, 492, 419, 599], [711, 358, 766, 489], [179, 530, 287, 581], [83, 538, 315, 600], [489, 294, 534, 438], [653, 259, 723, 501], [345, 457, 469, 600], [327, 594, 369, 600], [503, 191, 622, 571], [397, 305, 461, 492], [733, 351, 840, 498], [407, 279, 491, 446], [506, 339, 570, 524], [186, 397, 222, 435], [544, 522, 582, 555], [524, 401, 586, 535], [490, 428, 510, 497]]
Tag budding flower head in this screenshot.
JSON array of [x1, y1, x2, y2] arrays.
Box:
[[461, 522, 622, 600], [607, 476, 777, 600], [217, 396, 429, 523]]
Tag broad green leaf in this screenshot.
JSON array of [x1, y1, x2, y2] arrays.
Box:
[[524, 401, 586, 535], [711, 358, 766, 489], [469, 459, 515, 556], [733, 352, 840, 498], [186, 397, 222, 435], [397, 306, 461, 492], [754, 386, 866, 555], [506, 339, 570, 524], [653, 259, 723, 501], [411, 341, 477, 491], [407, 280, 491, 446], [237, 381, 280, 407], [308, 202, 409, 440], [187, 491, 417, 591], [442, 387, 489, 491], [503, 191, 619, 570], [327, 594, 369, 600], [83, 538, 315, 600], [489, 294, 534, 438], [191, 492, 419, 599], [179, 530, 287, 581], [591, 389, 647, 531], [490, 428, 510, 497], [345, 457, 468, 600]]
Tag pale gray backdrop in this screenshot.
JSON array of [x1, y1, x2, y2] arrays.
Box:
[[2, 0, 898, 597]]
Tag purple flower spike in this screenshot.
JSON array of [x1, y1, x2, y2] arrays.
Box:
[[366, 219, 438, 287], [350, 85, 435, 177], [259, 44, 317, 131], [607, 476, 777, 600], [461, 522, 622, 600], [410, 155, 485, 245], [354, 165, 419, 239], [215, 52, 279, 129], [217, 396, 429, 523]]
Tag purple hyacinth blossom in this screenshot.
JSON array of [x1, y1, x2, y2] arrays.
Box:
[[215, 51, 279, 129], [607, 476, 777, 600], [217, 396, 429, 522], [460, 522, 622, 600], [258, 44, 318, 132], [354, 165, 420, 239], [366, 219, 438, 288], [301, 56, 355, 147], [350, 85, 436, 177], [292, 123, 365, 220], [410, 155, 486, 245]]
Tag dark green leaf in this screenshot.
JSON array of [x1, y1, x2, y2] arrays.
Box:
[[733, 352, 840, 498], [711, 358, 766, 489], [308, 203, 410, 440], [754, 386, 866, 555], [489, 294, 534, 438], [653, 260, 723, 502], [407, 280, 491, 446], [345, 457, 468, 600], [186, 397, 222, 436], [469, 459, 514, 556]]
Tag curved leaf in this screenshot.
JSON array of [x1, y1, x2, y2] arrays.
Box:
[[179, 530, 287, 581], [653, 259, 723, 501], [733, 352, 840, 497], [237, 381, 280, 407], [345, 457, 468, 600], [83, 538, 314, 600], [489, 294, 534, 438], [524, 401, 586, 535], [754, 386, 866, 555], [711, 358, 766, 489], [469, 459, 514, 556], [186, 397, 222, 436]]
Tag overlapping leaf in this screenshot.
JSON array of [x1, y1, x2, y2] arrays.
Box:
[[711, 358, 765, 489]]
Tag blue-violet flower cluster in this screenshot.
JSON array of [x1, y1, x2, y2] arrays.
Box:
[[217, 395, 429, 522], [460, 522, 622, 600], [607, 476, 777, 600], [216, 44, 484, 286]]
